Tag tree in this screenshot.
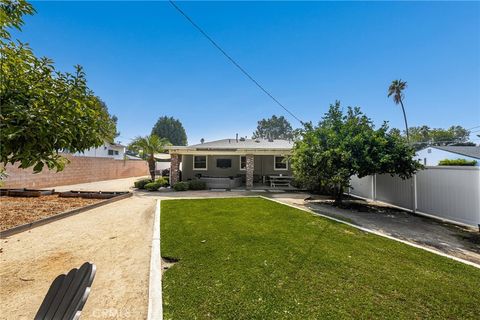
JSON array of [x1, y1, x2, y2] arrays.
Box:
[[290, 101, 421, 204], [99, 99, 120, 140], [252, 115, 294, 140], [407, 125, 472, 150], [128, 135, 171, 180], [0, 0, 34, 41], [151, 116, 187, 146], [388, 79, 410, 141], [1, 1, 117, 172]]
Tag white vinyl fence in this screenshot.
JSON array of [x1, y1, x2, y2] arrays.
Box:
[[349, 166, 480, 228]]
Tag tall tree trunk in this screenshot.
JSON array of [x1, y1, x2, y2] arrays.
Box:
[[148, 156, 156, 181], [333, 184, 343, 206], [399, 99, 409, 142]]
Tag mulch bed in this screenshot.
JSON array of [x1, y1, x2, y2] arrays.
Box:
[[0, 195, 103, 231]]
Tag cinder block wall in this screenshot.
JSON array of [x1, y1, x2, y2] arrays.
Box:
[[3, 154, 149, 188]]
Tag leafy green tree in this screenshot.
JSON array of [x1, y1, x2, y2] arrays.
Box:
[[291, 101, 421, 204], [1, 1, 117, 172], [128, 135, 171, 180], [98, 99, 120, 140], [0, 0, 34, 41], [252, 115, 294, 140], [407, 125, 472, 150], [388, 79, 410, 141], [151, 116, 187, 146]]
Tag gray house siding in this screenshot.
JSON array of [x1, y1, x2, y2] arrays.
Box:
[[181, 155, 292, 181]]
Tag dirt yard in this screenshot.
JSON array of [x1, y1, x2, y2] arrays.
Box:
[[0, 195, 103, 231], [0, 195, 155, 319]]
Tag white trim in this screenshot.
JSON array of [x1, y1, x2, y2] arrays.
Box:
[[273, 155, 288, 171], [168, 149, 291, 156], [239, 155, 246, 171], [260, 196, 480, 269], [147, 200, 163, 320], [193, 155, 208, 171]]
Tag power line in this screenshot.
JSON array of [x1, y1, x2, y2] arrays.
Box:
[[168, 0, 304, 125], [411, 138, 480, 145], [466, 125, 480, 131]]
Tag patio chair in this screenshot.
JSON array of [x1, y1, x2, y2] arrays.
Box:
[[34, 262, 96, 320]]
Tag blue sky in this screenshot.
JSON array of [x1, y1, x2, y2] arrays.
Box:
[[14, 1, 480, 145]]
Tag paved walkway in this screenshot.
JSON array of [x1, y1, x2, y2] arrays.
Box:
[[52, 176, 148, 192], [273, 197, 480, 265]]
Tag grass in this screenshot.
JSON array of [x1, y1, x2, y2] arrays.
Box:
[[161, 197, 480, 319]]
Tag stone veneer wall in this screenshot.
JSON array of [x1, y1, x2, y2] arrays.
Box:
[[245, 154, 254, 189], [3, 154, 149, 188], [170, 154, 180, 185]]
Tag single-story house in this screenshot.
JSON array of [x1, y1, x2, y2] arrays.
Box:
[[72, 142, 126, 160], [415, 145, 480, 166], [167, 138, 294, 189]]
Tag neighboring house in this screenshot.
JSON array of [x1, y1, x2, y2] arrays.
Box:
[[72, 142, 126, 160], [167, 138, 293, 188], [415, 146, 480, 166]]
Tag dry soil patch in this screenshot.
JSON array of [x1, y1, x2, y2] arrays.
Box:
[[0, 195, 103, 231]]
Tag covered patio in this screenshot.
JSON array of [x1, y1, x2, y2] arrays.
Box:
[[167, 138, 295, 190]]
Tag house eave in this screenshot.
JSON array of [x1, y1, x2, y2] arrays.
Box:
[[166, 146, 291, 156]]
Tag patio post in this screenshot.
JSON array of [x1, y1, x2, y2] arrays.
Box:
[[170, 153, 180, 185], [246, 154, 254, 189]]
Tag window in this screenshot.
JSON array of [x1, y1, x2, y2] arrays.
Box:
[[216, 158, 232, 168], [193, 155, 207, 170], [274, 156, 288, 170], [108, 150, 114, 156], [240, 156, 246, 170], [115, 150, 119, 155]]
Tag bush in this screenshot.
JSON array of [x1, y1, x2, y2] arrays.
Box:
[[155, 176, 169, 187], [438, 158, 477, 166], [173, 181, 189, 191], [134, 178, 152, 189], [144, 181, 163, 191], [188, 180, 207, 190], [161, 168, 170, 177]]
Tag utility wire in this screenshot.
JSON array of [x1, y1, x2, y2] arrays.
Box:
[[168, 0, 304, 125], [466, 125, 480, 131]]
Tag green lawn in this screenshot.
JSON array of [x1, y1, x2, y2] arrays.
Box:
[[161, 197, 480, 319]]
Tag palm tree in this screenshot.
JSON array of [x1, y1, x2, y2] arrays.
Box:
[[129, 135, 171, 180], [388, 79, 409, 141]]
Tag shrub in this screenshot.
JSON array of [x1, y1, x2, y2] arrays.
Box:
[[188, 180, 207, 190], [438, 158, 477, 166], [134, 178, 152, 189], [144, 181, 163, 191], [173, 181, 189, 191], [155, 176, 169, 187], [161, 168, 170, 177]]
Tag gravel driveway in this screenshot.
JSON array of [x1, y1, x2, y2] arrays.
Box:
[[0, 177, 155, 320]]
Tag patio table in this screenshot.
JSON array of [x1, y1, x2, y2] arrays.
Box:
[[269, 175, 293, 188]]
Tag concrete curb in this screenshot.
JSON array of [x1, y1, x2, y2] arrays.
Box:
[[260, 196, 480, 270], [147, 200, 163, 320], [0, 192, 132, 238]]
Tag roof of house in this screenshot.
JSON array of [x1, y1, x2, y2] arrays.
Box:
[[109, 142, 126, 148], [125, 154, 142, 160], [189, 138, 293, 149], [429, 146, 480, 159], [167, 138, 293, 154], [154, 153, 171, 160]]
